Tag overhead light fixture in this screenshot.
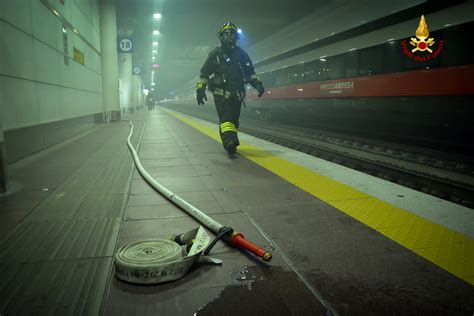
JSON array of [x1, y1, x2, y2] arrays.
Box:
[[153, 30, 160, 35], [52, 9, 60, 16], [153, 13, 162, 19], [62, 27, 67, 33], [348, 48, 357, 51], [153, 42, 158, 46], [152, 50, 157, 53]]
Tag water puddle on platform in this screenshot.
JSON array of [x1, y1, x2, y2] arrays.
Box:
[[194, 265, 331, 315]]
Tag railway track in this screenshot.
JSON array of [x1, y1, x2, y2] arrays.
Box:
[[240, 118, 474, 208]]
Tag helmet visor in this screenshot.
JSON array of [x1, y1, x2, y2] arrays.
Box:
[[220, 30, 238, 45]]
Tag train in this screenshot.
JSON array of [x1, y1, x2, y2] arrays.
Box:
[[163, 2, 474, 155]]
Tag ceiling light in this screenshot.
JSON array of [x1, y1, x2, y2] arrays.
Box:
[[52, 9, 60, 16], [153, 13, 162, 19], [153, 42, 158, 46], [153, 30, 160, 35]]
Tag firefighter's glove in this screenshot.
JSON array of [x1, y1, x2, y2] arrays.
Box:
[[255, 82, 265, 97], [250, 78, 265, 97], [196, 88, 207, 106]]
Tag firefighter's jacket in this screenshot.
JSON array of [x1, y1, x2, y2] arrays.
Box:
[[198, 45, 259, 95]]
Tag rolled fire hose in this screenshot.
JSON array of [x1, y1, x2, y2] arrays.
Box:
[[115, 226, 219, 284], [115, 120, 272, 284]]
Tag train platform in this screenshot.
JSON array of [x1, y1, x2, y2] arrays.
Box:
[[0, 107, 473, 315]]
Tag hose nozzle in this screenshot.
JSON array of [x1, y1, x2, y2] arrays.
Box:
[[231, 232, 273, 262]]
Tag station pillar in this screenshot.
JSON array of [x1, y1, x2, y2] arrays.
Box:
[[99, 0, 121, 121]]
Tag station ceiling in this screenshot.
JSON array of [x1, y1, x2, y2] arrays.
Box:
[[116, 0, 327, 98]]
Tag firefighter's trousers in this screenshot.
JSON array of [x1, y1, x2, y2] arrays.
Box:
[[212, 90, 242, 150]]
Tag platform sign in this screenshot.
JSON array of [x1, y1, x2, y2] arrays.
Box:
[[118, 38, 133, 53], [133, 66, 141, 75]]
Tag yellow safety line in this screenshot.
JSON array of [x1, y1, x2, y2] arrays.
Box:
[[164, 109, 474, 285]]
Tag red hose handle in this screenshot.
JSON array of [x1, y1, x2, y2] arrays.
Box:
[[230, 233, 272, 262]]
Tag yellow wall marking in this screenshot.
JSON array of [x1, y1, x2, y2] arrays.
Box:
[[164, 109, 474, 285], [73, 47, 84, 65]]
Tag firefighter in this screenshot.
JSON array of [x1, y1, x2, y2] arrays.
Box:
[[196, 22, 265, 155], [146, 93, 155, 111]]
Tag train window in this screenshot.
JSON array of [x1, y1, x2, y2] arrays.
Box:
[[359, 46, 383, 76], [302, 62, 313, 83], [275, 67, 291, 86], [326, 54, 345, 80], [259, 72, 270, 87], [402, 49, 425, 71], [286, 65, 297, 85], [345, 50, 359, 78], [288, 63, 305, 85], [266, 71, 276, 88], [303, 60, 316, 82], [271, 70, 280, 87], [304, 59, 327, 82], [440, 22, 474, 67], [269, 70, 279, 87], [383, 40, 402, 74]]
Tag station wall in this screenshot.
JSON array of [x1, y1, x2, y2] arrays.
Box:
[[0, 0, 103, 162]]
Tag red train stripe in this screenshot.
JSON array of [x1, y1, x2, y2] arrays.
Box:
[[250, 65, 474, 99]]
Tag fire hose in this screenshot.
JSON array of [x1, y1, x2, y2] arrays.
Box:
[[114, 119, 272, 284]]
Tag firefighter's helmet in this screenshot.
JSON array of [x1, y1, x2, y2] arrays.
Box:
[[217, 22, 241, 45]]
